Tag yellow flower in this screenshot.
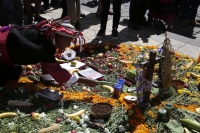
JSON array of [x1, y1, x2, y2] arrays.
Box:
[[120, 43, 127, 48], [151, 45, 157, 49], [180, 66, 186, 70]]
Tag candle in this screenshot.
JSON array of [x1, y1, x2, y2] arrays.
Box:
[[113, 83, 122, 98], [117, 78, 125, 91], [157, 108, 167, 121], [164, 104, 173, 119]]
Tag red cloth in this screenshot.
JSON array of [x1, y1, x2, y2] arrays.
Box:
[[0, 30, 15, 66], [41, 62, 72, 84]]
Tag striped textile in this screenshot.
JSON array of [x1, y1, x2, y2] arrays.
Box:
[[0, 30, 15, 66]]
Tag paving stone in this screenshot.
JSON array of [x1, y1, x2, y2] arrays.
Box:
[[176, 44, 200, 58], [137, 38, 162, 46]]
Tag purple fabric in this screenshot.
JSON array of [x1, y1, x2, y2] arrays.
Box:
[[0, 26, 11, 32]]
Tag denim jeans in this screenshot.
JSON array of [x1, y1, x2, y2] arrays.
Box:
[[100, 0, 122, 30], [181, 0, 200, 20]]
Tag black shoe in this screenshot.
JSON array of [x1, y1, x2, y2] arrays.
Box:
[[112, 29, 118, 39], [96, 29, 105, 39], [80, 11, 85, 18], [75, 22, 80, 30], [128, 22, 141, 30]]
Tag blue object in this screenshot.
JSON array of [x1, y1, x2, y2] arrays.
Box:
[[117, 79, 125, 86], [113, 83, 122, 98], [114, 83, 122, 90]]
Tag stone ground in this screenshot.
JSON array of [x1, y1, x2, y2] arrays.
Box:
[[80, 0, 200, 47]]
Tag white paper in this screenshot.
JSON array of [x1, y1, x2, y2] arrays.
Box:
[[78, 68, 103, 80], [60, 60, 85, 71]]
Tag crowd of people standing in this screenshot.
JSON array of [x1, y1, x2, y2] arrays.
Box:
[[0, 0, 200, 39]]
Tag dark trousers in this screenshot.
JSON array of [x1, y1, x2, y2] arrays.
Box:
[[181, 0, 200, 20], [100, 0, 122, 30], [61, 0, 67, 18], [0, 61, 22, 86], [129, 0, 149, 24]]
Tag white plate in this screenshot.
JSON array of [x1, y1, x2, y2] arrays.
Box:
[[60, 60, 85, 71]]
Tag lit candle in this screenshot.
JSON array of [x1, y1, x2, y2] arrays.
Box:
[[157, 108, 167, 121]]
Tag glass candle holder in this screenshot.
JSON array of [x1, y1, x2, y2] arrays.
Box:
[[113, 83, 122, 98], [157, 108, 167, 121]]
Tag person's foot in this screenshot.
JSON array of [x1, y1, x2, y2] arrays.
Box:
[[80, 11, 85, 18], [180, 20, 188, 27], [75, 22, 81, 30], [112, 29, 118, 39], [108, 10, 114, 15], [96, 29, 105, 39], [187, 20, 200, 27], [128, 22, 141, 30], [40, 77, 60, 87]]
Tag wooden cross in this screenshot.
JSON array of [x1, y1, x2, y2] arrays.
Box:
[[139, 50, 161, 104]]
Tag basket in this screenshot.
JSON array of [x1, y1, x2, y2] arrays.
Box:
[[90, 103, 113, 119], [171, 79, 185, 90]]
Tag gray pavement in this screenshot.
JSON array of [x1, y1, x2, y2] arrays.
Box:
[[40, 4, 200, 58]]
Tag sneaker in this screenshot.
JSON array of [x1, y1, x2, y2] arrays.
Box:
[[96, 29, 105, 39], [112, 29, 118, 39], [188, 20, 200, 27]]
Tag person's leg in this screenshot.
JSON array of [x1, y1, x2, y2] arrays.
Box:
[[112, 0, 122, 39], [96, 0, 110, 39], [34, 0, 42, 19], [138, 0, 149, 24], [0, 0, 9, 26], [23, 0, 32, 17], [100, 0, 110, 30], [61, 0, 67, 18], [96, 0, 102, 18], [75, 0, 80, 29], [112, 0, 122, 29], [129, 0, 141, 30], [187, 0, 200, 26], [43, 0, 50, 9], [180, 0, 191, 27], [11, 0, 24, 26], [67, 0, 76, 26]]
